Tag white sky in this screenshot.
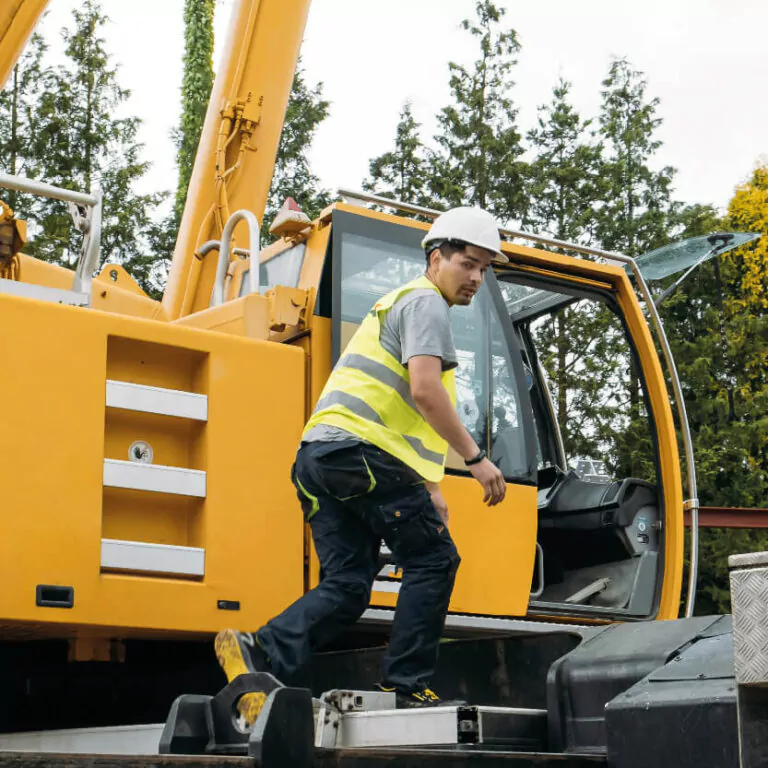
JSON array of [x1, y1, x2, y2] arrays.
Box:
[[32, 0, 768, 218]]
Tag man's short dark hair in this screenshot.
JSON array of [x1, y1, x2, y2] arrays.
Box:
[[424, 239, 467, 268]]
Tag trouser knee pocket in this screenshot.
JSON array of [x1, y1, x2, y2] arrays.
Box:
[[376, 487, 457, 567]]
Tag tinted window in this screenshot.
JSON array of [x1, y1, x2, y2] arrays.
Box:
[[239, 243, 306, 297]]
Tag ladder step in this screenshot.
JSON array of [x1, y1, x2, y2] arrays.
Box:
[[336, 705, 548, 749], [103, 459, 206, 497], [101, 539, 205, 577], [106, 380, 208, 421]]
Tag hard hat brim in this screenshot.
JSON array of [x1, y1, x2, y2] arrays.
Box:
[[422, 237, 510, 264]]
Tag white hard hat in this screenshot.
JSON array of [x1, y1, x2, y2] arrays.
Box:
[[421, 206, 508, 264]]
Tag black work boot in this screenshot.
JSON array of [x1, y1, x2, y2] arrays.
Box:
[[376, 684, 467, 708]]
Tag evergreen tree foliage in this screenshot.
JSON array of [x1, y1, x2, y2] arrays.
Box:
[[430, 0, 525, 220], [363, 101, 432, 207], [524, 78, 602, 242], [174, 0, 215, 224], [27, 1, 165, 294], [262, 61, 330, 240], [596, 58, 675, 257], [0, 33, 49, 219], [522, 80, 639, 477]]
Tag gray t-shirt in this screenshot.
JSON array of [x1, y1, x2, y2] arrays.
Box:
[[303, 287, 457, 443]]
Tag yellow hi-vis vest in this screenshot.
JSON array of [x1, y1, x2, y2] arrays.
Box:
[[303, 275, 457, 482]]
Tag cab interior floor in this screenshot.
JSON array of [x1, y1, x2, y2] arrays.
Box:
[[537, 558, 639, 609]]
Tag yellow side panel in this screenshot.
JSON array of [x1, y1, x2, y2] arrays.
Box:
[[369, 478, 538, 617], [0, 293, 305, 638], [18, 253, 76, 290]]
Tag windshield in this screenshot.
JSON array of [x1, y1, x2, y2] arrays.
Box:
[[332, 211, 534, 483]]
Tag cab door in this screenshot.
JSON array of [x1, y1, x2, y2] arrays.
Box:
[[314, 207, 539, 618]]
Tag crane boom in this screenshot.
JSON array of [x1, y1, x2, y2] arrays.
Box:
[[0, 0, 49, 89], [163, 0, 313, 320]]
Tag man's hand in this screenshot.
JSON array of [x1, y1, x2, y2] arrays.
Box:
[[468, 458, 506, 506], [426, 482, 449, 526], [409, 356, 507, 508]]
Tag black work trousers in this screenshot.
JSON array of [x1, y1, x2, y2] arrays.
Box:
[[255, 440, 460, 692]]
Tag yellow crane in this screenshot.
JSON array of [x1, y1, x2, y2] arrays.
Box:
[[0, 0, 701, 734]]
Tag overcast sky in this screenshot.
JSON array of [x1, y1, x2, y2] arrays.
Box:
[[33, 0, 768, 220]]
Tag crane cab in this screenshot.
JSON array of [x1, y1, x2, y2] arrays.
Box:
[[272, 198, 685, 627]]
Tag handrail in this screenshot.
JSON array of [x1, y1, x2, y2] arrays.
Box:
[[337, 188, 628, 261], [210, 209, 261, 306], [0, 172, 102, 296], [0, 172, 97, 207], [338, 186, 700, 617]]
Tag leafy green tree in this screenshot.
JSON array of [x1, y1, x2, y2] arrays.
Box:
[[174, 0, 215, 224], [363, 101, 433, 207], [657, 171, 768, 615], [727, 166, 768, 312], [430, 0, 525, 220], [669, 203, 724, 241], [262, 60, 330, 240], [27, 0, 165, 294]]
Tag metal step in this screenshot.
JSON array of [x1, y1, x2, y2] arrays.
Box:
[[0, 724, 162, 755], [105, 380, 208, 421], [361, 607, 591, 636], [100, 538, 205, 577], [334, 705, 548, 749], [314, 748, 606, 767], [102, 458, 206, 497]]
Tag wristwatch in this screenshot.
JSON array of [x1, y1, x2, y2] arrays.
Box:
[[464, 449, 487, 466]]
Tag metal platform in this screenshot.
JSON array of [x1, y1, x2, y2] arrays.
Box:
[[0, 750, 605, 768]]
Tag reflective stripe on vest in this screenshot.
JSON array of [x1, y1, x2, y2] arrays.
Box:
[[303, 275, 457, 482]]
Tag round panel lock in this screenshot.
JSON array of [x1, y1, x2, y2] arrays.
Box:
[[129, 440, 153, 464]]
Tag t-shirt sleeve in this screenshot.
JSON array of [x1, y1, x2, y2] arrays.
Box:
[[397, 293, 458, 370]]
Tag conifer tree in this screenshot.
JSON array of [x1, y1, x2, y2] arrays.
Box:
[[174, 0, 215, 224], [596, 58, 675, 257], [28, 0, 164, 293], [364, 101, 432, 207], [430, 0, 525, 220], [525, 78, 602, 242], [262, 61, 330, 240], [524, 80, 630, 472], [0, 33, 50, 218], [595, 58, 676, 430]]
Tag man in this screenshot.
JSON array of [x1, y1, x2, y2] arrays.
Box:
[[215, 205, 508, 719]]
